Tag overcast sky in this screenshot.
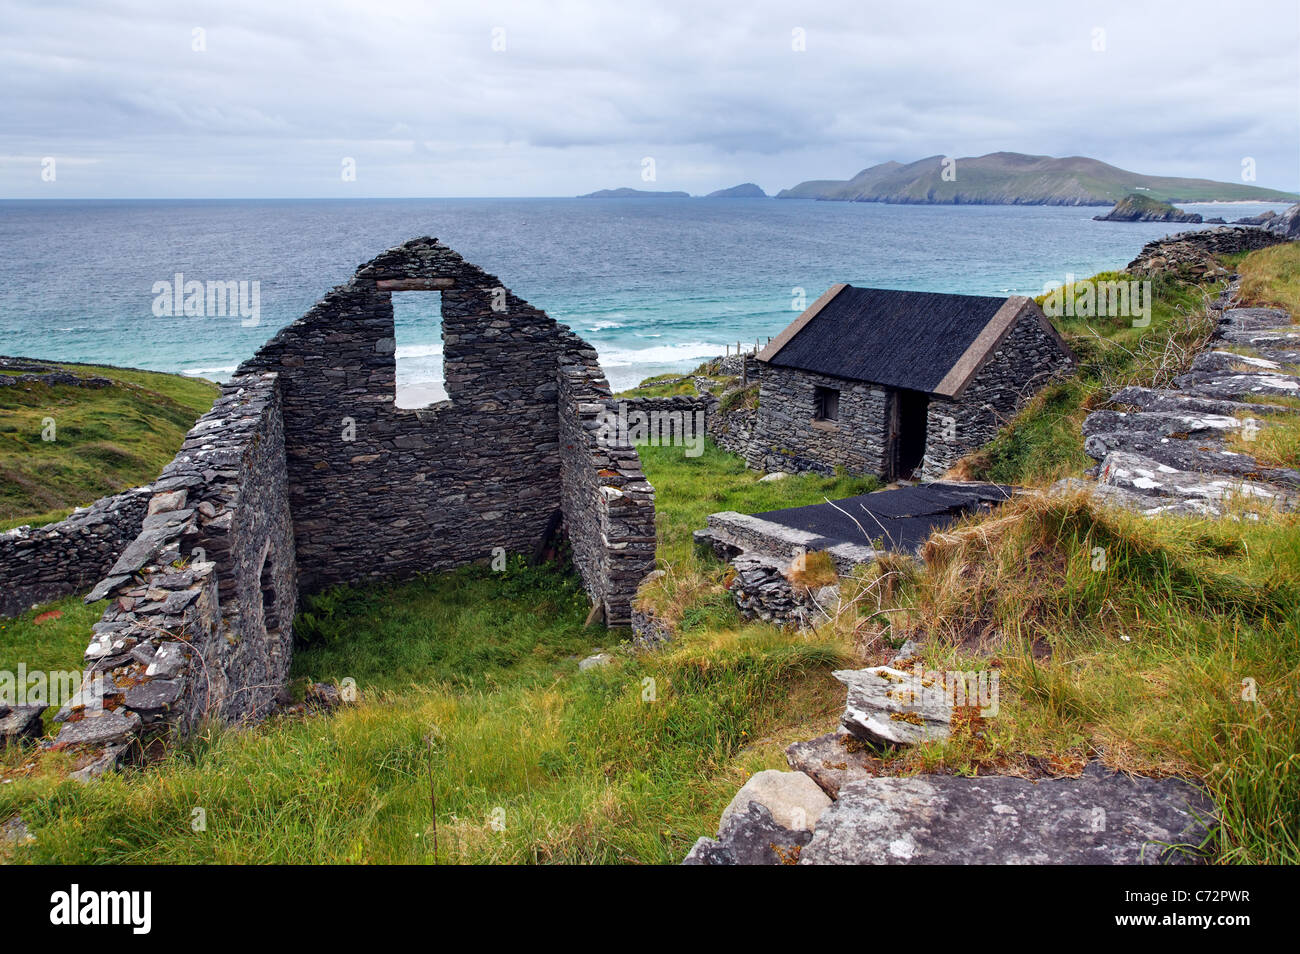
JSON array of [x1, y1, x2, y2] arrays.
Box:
[[2, 0, 1297, 198]]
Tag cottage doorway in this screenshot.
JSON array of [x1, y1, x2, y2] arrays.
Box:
[[888, 389, 929, 480]]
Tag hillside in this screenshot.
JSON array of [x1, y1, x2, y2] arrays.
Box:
[[4, 244, 1298, 865], [705, 183, 767, 198], [777, 152, 1299, 205], [0, 358, 218, 530]]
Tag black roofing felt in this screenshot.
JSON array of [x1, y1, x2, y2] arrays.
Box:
[[754, 482, 1015, 555], [767, 286, 1009, 392]]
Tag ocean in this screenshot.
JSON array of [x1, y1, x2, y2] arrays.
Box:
[[0, 198, 1289, 399]]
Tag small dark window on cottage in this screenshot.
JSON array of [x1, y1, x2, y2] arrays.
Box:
[[813, 386, 840, 422]]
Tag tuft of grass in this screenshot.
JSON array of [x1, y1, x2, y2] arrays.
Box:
[[1238, 242, 1300, 317], [0, 362, 217, 528], [1226, 411, 1300, 468], [788, 550, 838, 589]]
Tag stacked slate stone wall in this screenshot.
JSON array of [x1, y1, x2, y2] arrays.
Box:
[[920, 310, 1075, 479], [615, 395, 710, 448], [0, 487, 151, 617], [557, 336, 656, 626], [237, 239, 568, 594], [745, 365, 890, 475], [52, 372, 295, 755]]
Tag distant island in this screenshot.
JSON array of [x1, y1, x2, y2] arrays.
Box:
[[577, 187, 690, 198], [1094, 193, 1202, 223], [704, 183, 767, 198], [776, 152, 1299, 206]]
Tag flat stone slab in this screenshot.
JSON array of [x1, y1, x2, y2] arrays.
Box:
[[704, 481, 1014, 568], [1171, 370, 1300, 400], [786, 730, 880, 798], [50, 708, 140, 749], [1220, 307, 1291, 330], [1108, 385, 1289, 418], [800, 764, 1214, 865], [1097, 451, 1296, 507]]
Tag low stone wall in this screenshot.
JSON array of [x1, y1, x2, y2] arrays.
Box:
[[53, 372, 296, 756], [615, 395, 710, 450], [1127, 226, 1285, 276], [0, 487, 152, 617], [557, 337, 656, 626]]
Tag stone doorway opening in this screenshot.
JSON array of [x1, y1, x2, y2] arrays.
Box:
[[889, 389, 929, 480]]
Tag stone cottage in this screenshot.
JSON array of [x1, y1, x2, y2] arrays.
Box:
[[747, 285, 1075, 480]]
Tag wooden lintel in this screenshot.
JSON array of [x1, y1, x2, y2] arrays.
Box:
[[375, 277, 456, 291]]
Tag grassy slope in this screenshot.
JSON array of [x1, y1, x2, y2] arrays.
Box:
[[0, 362, 217, 530], [911, 243, 1300, 862]]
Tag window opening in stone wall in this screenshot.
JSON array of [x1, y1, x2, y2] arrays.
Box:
[[393, 291, 447, 408], [813, 385, 840, 421]]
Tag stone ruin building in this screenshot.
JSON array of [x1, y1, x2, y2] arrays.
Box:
[[746, 285, 1076, 480], [0, 238, 656, 766]]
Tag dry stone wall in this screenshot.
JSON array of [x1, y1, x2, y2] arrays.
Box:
[[15, 237, 655, 763], [557, 341, 656, 625], [53, 372, 294, 759], [239, 239, 574, 593], [0, 487, 151, 617]]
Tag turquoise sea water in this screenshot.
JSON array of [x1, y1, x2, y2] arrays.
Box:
[[0, 198, 1289, 399]]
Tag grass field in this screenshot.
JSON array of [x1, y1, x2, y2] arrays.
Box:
[[0, 361, 218, 530]]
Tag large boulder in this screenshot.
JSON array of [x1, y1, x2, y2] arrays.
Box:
[[718, 769, 831, 833], [801, 764, 1214, 865], [1262, 203, 1300, 239]]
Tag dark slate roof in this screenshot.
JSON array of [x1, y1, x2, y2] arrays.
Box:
[[753, 482, 1015, 555], [763, 286, 1010, 393]]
